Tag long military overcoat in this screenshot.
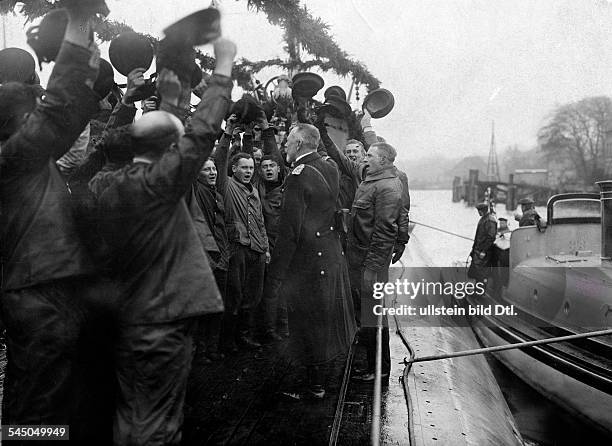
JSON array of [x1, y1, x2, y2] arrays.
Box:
[[268, 151, 357, 366]]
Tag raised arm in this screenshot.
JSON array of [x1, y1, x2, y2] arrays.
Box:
[[145, 38, 235, 201], [214, 114, 238, 197], [361, 110, 378, 149], [317, 120, 362, 182], [0, 10, 100, 175]]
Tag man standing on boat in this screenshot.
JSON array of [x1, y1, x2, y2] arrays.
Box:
[[469, 202, 498, 282], [516, 197, 542, 229]]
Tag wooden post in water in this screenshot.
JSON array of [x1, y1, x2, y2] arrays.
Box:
[[506, 173, 517, 211], [468, 169, 479, 206], [452, 176, 462, 202]]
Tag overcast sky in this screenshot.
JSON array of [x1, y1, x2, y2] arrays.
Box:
[[4, 0, 612, 161]]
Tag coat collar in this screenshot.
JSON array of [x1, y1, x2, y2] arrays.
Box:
[[364, 165, 396, 182], [294, 151, 320, 166]]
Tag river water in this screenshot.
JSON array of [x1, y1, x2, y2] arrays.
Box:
[[404, 189, 610, 446]]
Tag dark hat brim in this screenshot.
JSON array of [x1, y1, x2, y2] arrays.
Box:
[[26, 9, 68, 67], [363, 88, 395, 119], [229, 95, 263, 124], [324, 86, 347, 102], [291, 72, 324, 98], [0, 48, 36, 83], [163, 8, 221, 46], [322, 97, 352, 119], [109, 32, 154, 76]]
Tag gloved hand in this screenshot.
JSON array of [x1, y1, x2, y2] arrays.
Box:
[[392, 244, 405, 264]]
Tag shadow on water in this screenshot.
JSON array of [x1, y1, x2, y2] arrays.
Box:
[[485, 354, 611, 446]]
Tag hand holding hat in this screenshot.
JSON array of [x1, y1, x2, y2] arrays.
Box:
[[61, 0, 110, 18]]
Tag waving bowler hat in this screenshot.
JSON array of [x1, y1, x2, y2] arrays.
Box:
[[363, 88, 395, 119], [163, 8, 221, 47], [60, 0, 110, 16], [291, 72, 324, 99], [324, 86, 347, 102], [109, 32, 154, 77], [0, 48, 36, 84], [26, 9, 69, 68], [230, 94, 263, 124], [322, 96, 352, 119]]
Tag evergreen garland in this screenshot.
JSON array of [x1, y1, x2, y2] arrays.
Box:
[[0, 0, 381, 91]]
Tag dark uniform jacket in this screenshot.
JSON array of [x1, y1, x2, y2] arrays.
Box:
[[348, 166, 405, 271], [472, 213, 497, 258], [518, 208, 541, 228], [268, 151, 356, 365], [91, 74, 232, 324], [254, 128, 288, 252], [0, 42, 99, 291]]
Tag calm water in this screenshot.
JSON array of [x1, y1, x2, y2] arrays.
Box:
[[405, 189, 610, 445]]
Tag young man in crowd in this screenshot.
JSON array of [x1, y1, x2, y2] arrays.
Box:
[[190, 158, 231, 361], [215, 115, 270, 352]]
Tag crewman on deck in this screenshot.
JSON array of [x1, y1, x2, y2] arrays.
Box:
[[516, 197, 542, 229], [469, 202, 497, 282]]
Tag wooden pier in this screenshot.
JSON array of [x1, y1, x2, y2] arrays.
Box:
[[452, 170, 554, 210]]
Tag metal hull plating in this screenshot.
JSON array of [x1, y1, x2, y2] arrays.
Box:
[[454, 194, 612, 435]]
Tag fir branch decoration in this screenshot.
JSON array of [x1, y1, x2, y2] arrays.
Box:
[[1, 0, 381, 90]]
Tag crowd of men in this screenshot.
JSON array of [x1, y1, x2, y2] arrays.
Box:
[[0, 5, 410, 446]]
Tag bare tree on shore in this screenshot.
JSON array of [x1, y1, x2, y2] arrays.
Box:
[[537, 96, 611, 188]]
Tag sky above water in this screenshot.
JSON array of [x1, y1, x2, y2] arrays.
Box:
[[4, 0, 612, 162]]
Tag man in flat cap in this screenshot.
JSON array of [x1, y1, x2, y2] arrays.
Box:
[[469, 202, 497, 282], [516, 197, 542, 229]]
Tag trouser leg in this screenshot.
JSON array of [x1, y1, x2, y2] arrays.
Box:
[[114, 320, 195, 446], [276, 293, 289, 336], [242, 249, 266, 337], [348, 265, 362, 327], [1, 283, 85, 427], [360, 264, 391, 376], [262, 268, 278, 334], [223, 246, 246, 349], [0, 279, 114, 445]]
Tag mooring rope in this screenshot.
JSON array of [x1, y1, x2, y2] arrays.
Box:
[[411, 220, 474, 241]]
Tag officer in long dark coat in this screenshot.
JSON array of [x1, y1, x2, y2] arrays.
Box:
[[469, 203, 497, 281], [268, 123, 357, 399]]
